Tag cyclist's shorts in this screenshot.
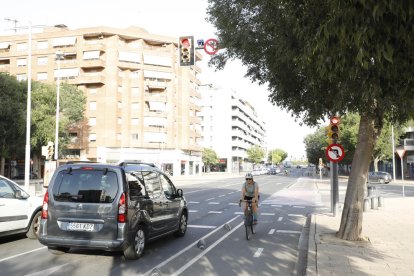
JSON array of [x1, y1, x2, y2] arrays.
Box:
[[244, 196, 254, 200]]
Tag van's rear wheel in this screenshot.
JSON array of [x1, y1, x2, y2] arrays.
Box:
[[124, 225, 146, 260]]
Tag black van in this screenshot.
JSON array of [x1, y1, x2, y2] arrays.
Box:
[[38, 162, 188, 260]]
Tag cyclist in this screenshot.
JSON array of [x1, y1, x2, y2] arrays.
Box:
[[240, 172, 259, 224]]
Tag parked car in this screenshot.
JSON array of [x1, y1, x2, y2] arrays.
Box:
[[38, 161, 188, 260], [368, 171, 392, 184], [0, 175, 43, 239]]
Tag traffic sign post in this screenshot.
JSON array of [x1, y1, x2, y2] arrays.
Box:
[[325, 143, 345, 217], [396, 148, 406, 197]]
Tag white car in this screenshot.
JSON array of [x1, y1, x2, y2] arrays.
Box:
[[0, 175, 43, 239]]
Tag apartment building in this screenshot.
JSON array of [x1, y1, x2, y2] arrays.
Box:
[[0, 25, 203, 176], [199, 86, 267, 173]]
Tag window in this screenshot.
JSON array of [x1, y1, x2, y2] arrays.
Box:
[[142, 171, 161, 198], [37, 72, 48, 81], [118, 117, 122, 124], [131, 118, 139, 125], [131, 103, 139, 110], [89, 117, 96, 126], [37, 41, 48, 49], [17, 58, 27, 67], [117, 133, 122, 140], [83, 50, 100, 60], [89, 87, 97, 94], [118, 101, 122, 108], [37, 56, 48, 65], [130, 71, 139, 79], [52, 170, 118, 203], [160, 174, 175, 199], [89, 133, 96, 142], [131, 133, 139, 141], [89, 101, 96, 110], [16, 74, 27, 81], [17, 42, 27, 51], [131, 87, 139, 94]]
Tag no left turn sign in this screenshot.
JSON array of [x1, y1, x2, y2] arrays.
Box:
[[326, 143, 345, 163]]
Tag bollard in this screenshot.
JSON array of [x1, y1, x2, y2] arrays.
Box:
[[371, 197, 378, 210], [363, 198, 370, 212], [378, 196, 384, 207]]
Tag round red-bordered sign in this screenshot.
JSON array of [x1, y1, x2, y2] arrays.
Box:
[[325, 143, 345, 163], [204, 38, 219, 55]]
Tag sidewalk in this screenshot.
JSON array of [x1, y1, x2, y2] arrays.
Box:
[[307, 181, 414, 275]]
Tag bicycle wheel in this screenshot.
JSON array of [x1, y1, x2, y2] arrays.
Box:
[[245, 225, 251, 240], [251, 222, 256, 234], [244, 213, 251, 240]]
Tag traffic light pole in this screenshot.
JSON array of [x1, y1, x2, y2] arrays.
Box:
[[330, 161, 339, 216]]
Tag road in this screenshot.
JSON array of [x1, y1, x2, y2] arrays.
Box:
[[1, 172, 411, 276]]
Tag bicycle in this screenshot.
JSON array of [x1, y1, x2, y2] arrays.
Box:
[[239, 199, 256, 240]]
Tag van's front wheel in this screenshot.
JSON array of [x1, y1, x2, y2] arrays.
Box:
[[124, 226, 146, 260]]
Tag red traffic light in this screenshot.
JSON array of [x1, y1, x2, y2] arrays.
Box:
[[330, 116, 340, 125], [180, 38, 190, 47]]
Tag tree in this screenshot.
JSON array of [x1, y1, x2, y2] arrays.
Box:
[[304, 128, 326, 166], [207, 1, 414, 240], [247, 145, 265, 165], [0, 73, 26, 175], [202, 148, 219, 172], [267, 148, 287, 164], [31, 82, 86, 158]]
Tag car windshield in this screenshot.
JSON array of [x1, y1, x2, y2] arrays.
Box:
[[52, 169, 118, 203]]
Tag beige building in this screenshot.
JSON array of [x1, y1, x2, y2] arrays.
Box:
[[0, 25, 203, 176]]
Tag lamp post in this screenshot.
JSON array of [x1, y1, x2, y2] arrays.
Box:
[[54, 51, 64, 161], [23, 22, 32, 192]]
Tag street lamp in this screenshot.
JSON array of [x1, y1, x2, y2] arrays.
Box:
[[54, 51, 64, 161]]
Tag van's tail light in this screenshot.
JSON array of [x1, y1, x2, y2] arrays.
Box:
[[118, 193, 127, 223], [41, 191, 49, 219]]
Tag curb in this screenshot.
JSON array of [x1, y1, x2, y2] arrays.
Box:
[[306, 214, 317, 276]]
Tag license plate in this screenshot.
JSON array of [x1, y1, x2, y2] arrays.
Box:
[[67, 222, 94, 232]]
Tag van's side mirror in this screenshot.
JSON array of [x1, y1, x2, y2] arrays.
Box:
[[176, 189, 183, 198]]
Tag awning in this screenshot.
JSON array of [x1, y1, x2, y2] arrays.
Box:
[[118, 51, 140, 63], [143, 55, 171, 67], [83, 50, 100, 60], [148, 101, 166, 111], [52, 36, 77, 47], [0, 42, 11, 49], [54, 68, 79, 78], [144, 117, 167, 127], [143, 70, 172, 80]]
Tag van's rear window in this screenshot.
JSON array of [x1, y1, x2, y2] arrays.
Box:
[[52, 169, 118, 203]]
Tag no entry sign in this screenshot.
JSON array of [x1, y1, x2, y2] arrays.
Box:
[[326, 143, 345, 163]]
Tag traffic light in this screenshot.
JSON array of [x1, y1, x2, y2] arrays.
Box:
[[179, 36, 194, 66], [47, 142, 54, 160], [326, 116, 340, 144]]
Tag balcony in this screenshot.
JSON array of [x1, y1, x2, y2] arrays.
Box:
[[80, 58, 105, 68], [145, 80, 167, 89], [76, 73, 106, 84]]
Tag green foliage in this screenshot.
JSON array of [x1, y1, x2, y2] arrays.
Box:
[[0, 73, 26, 158], [202, 148, 219, 166], [247, 145, 265, 164], [304, 128, 326, 166], [31, 81, 85, 158], [267, 148, 287, 164], [207, 1, 414, 126]]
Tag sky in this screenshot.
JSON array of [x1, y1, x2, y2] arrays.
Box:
[[1, 0, 315, 160]]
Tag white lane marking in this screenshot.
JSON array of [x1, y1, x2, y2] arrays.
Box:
[[208, 202, 220, 205], [253, 248, 264, 258], [277, 230, 302, 234], [293, 205, 305, 208], [278, 217, 283, 222], [187, 225, 216, 229], [25, 264, 68, 276], [208, 211, 222, 214], [171, 220, 245, 276], [288, 214, 305, 217], [206, 198, 215, 201], [218, 195, 225, 197], [228, 203, 239, 206], [268, 229, 275, 235], [272, 204, 282, 207], [188, 201, 200, 204], [184, 189, 209, 195], [228, 192, 235, 195], [144, 216, 241, 276], [189, 210, 198, 213], [261, 213, 275, 216], [234, 212, 244, 215], [0, 246, 46, 263]]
